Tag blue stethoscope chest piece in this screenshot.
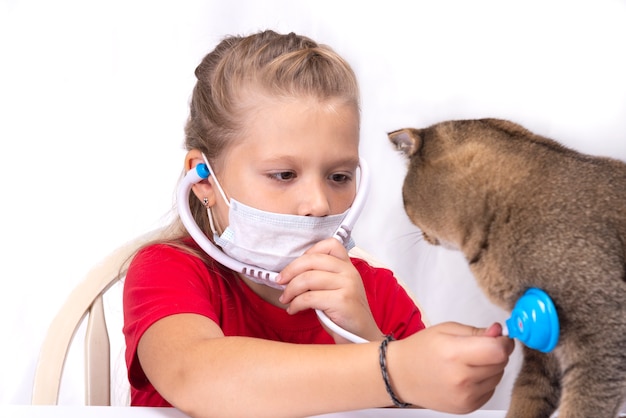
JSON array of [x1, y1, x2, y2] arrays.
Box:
[[505, 288, 560, 353]]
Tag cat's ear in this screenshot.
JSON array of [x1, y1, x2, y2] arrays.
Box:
[[388, 128, 422, 157]]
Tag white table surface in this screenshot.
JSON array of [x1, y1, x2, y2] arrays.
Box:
[[2, 405, 507, 417]]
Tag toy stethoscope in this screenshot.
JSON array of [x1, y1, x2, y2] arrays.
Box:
[[177, 159, 561, 350], [177, 158, 371, 344], [503, 287, 560, 353]]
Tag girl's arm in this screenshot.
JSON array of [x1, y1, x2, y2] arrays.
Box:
[[138, 313, 387, 418], [138, 313, 513, 418]]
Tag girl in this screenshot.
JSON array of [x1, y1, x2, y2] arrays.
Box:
[[123, 30, 514, 418]]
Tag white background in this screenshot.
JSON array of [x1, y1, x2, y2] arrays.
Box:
[[1, 0, 625, 411]]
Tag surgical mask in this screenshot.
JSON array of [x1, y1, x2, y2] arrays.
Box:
[[204, 158, 355, 272]]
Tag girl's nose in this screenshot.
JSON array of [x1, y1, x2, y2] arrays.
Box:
[[298, 179, 331, 217]]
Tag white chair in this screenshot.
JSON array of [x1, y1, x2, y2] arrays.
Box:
[[31, 229, 427, 406], [31, 228, 166, 405]]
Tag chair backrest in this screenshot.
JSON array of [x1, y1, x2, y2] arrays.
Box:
[[31, 228, 166, 405], [31, 230, 428, 406]]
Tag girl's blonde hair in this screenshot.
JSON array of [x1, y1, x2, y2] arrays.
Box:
[[168, 30, 361, 243]]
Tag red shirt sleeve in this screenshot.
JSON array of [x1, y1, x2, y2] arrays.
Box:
[[122, 243, 221, 403], [352, 258, 426, 339]]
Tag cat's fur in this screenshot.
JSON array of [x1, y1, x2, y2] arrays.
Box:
[[388, 118, 626, 418]]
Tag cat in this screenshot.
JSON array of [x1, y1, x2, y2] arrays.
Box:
[[388, 118, 626, 418]]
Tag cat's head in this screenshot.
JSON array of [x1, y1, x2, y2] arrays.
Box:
[[388, 124, 459, 249], [388, 118, 533, 251]]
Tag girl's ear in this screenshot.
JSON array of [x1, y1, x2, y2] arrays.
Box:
[[185, 149, 217, 207]]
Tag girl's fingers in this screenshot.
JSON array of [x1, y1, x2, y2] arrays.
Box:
[[285, 288, 334, 315], [303, 237, 351, 259], [279, 265, 342, 303], [277, 248, 343, 286], [280, 271, 339, 307]]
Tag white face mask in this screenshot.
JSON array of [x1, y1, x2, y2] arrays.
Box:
[[204, 157, 355, 272], [212, 199, 354, 272]]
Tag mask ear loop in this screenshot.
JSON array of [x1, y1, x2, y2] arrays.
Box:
[[206, 207, 219, 236], [201, 153, 231, 237], [201, 153, 230, 208]]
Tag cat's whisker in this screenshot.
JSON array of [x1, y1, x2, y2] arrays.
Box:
[[391, 230, 438, 275], [395, 229, 426, 248]]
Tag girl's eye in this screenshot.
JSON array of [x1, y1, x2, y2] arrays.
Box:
[[330, 173, 351, 184], [269, 171, 296, 181]]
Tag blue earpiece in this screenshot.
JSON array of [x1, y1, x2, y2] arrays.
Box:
[[506, 288, 560, 353], [196, 163, 210, 179]]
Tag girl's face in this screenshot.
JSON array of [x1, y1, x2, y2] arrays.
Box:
[[210, 96, 360, 232]]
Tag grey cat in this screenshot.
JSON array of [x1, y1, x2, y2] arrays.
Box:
[[388, 118, 626, 418]]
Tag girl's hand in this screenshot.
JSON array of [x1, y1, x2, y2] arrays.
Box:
[[388, 322, 515, 413], [277, 238, 384, 343]]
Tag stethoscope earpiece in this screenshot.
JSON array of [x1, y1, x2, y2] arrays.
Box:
[[505, 288, 560, 353], [196, 162, 210, 179]]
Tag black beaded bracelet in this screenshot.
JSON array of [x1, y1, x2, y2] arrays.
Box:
[[379, 334, 412, 408]]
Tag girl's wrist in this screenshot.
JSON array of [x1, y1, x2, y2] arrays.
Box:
[[379, 335, 412, 408]]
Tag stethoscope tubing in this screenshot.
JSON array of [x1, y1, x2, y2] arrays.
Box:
[[177, 160, 370, 343]]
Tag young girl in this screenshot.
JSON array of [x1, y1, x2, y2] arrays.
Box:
[[123, 30, 514, 417]]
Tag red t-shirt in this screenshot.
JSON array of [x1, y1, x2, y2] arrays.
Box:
[[123, 241, 425, 406]]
